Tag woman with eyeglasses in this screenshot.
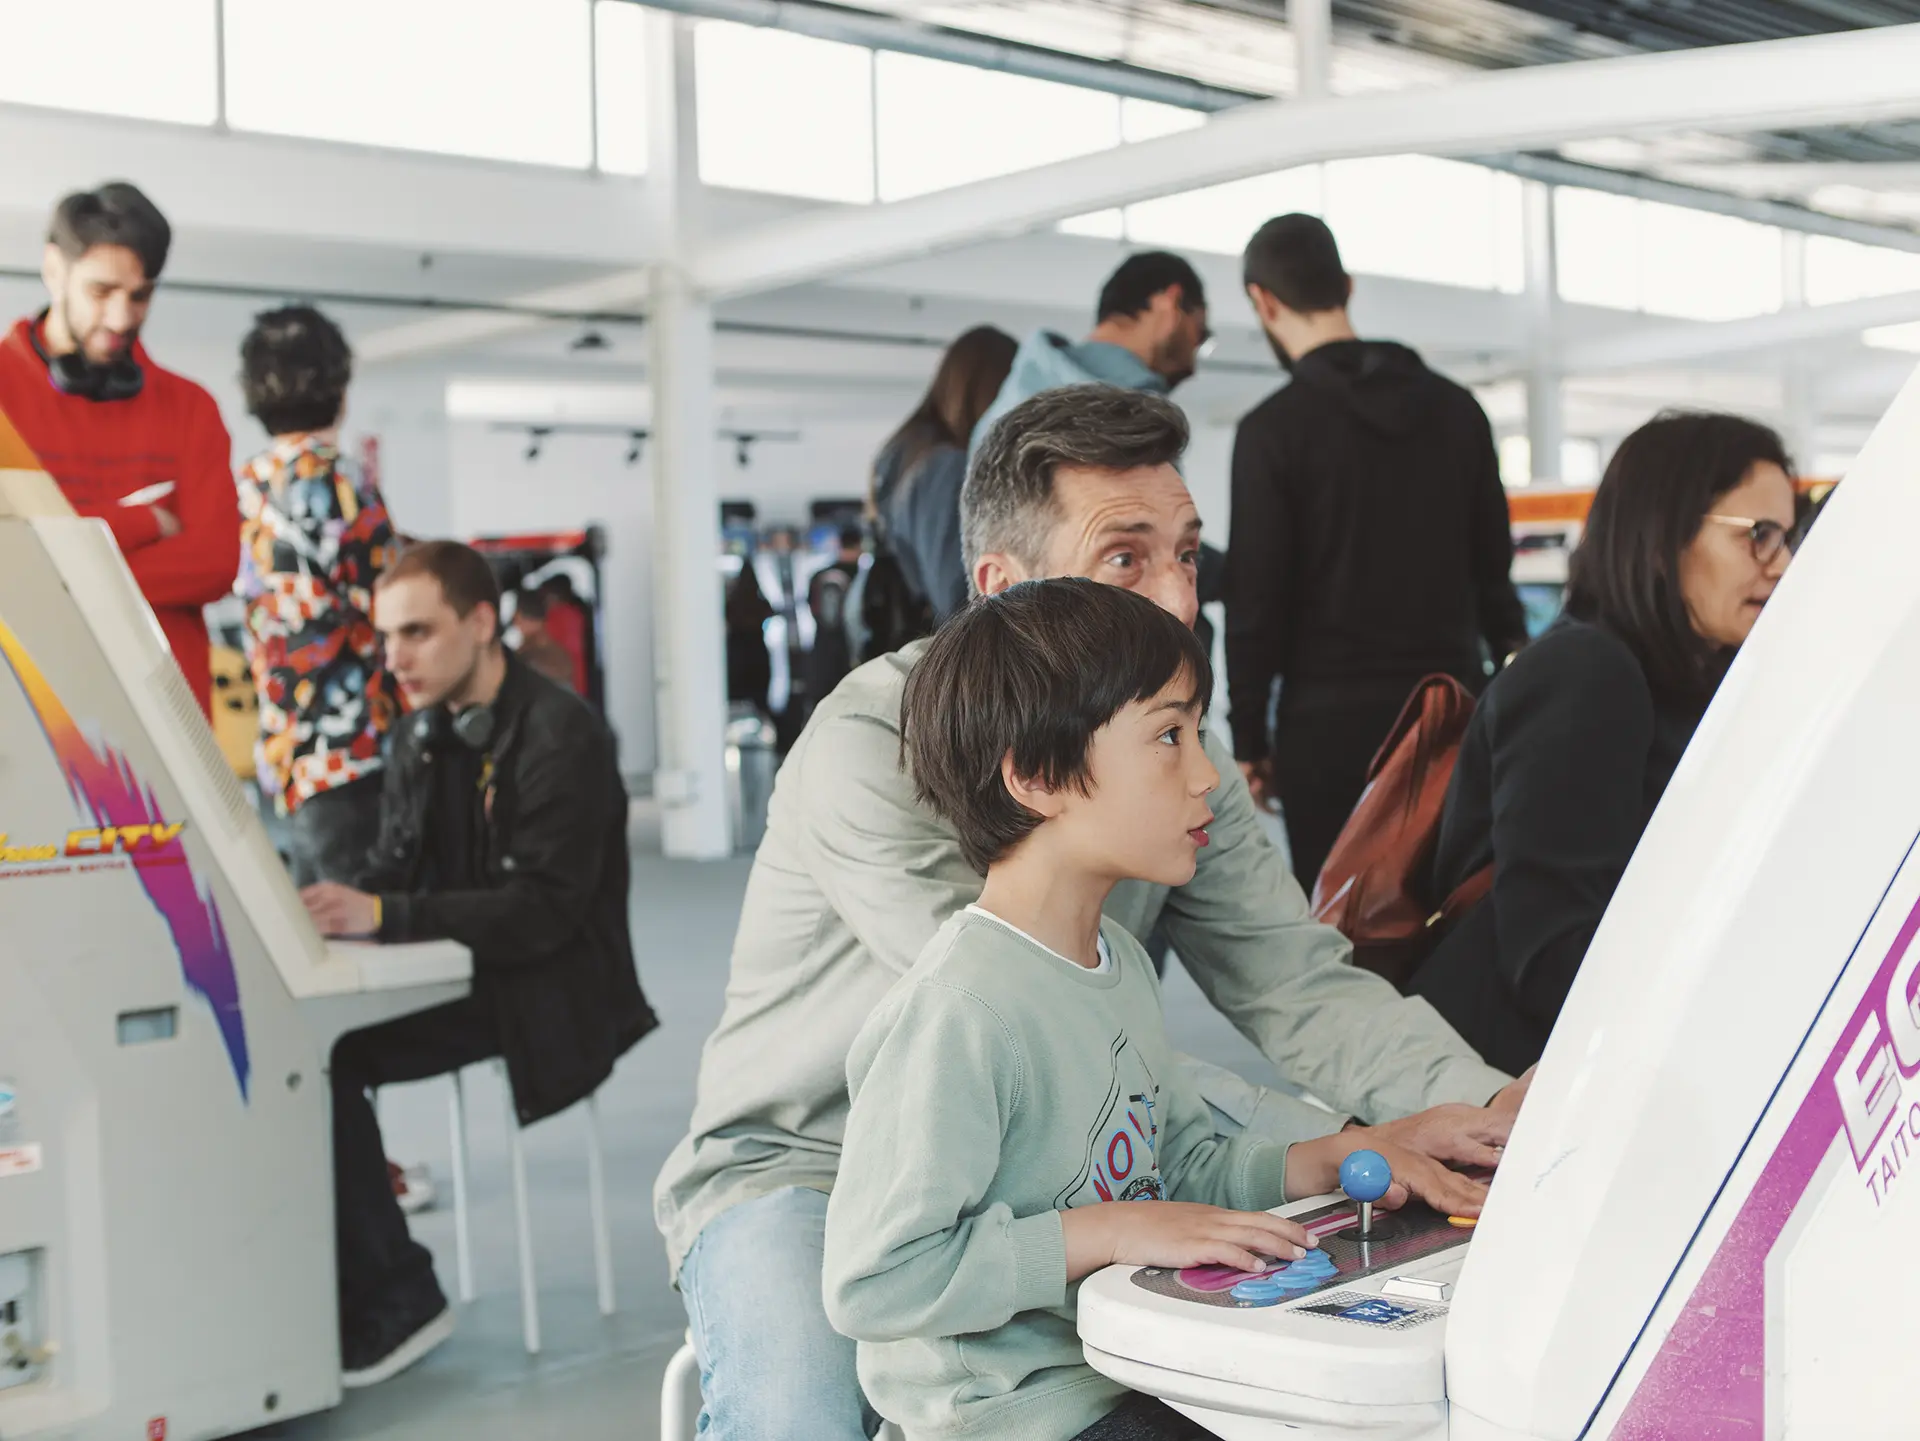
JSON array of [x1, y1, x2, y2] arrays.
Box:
[[1409, 410, 1797, 1073]]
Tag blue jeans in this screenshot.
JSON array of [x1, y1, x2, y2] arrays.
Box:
[[678, 1186, 881, 1441]]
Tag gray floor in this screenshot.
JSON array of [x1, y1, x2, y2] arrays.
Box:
[[254, 807, 1281, 1441]]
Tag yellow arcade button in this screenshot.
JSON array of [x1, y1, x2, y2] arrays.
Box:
[[1447, 1215, 1478, 1228]]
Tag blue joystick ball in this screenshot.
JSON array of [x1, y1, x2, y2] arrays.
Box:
[[1339, 1149, 1393, 1203]]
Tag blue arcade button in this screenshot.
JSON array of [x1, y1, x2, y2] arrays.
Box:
[[1230, 1276, 1287, 1305]]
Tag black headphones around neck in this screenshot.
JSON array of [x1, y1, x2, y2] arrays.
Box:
[[30, 309, 144, 403], [408, 703, 497, 756]]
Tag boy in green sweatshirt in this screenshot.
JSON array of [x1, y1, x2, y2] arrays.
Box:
[[823, 578, 1457, 1441]]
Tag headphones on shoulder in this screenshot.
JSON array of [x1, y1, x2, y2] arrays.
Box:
[[408, 703, 497, 756], [30, 310, 144, 403]]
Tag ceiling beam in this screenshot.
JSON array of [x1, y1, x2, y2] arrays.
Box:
[[0, 103, 654, 269], [692, 23, 1920, 300], [354, 271, 653, 364], [1562, 289, 1920, 374]]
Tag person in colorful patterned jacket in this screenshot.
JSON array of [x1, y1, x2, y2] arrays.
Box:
[[235, 305, 399, 886]]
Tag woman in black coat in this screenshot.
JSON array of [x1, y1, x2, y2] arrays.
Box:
[[1411, 411, 1798, 1074]]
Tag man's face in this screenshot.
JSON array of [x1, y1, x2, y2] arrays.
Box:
[[374, 575, 494, 710], [42, 243, 153, 365], [987, 462, 1202, 627], [1145, 286, 1210, 388]]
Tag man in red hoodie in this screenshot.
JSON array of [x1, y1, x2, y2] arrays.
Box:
[[0, 182, 237, 716]]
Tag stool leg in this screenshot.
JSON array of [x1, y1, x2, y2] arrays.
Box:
[[449, 1072, 474, 1304], [505, 1080, 540, 1355], [586, 1094, 616, 1316], [661, 1338, 702, 1440]]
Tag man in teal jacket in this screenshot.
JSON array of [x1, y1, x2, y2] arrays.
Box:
[[969, 250, 1212, 460], [658, 386, 1524, 1441]]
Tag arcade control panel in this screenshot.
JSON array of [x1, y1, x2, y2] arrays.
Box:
[[1128, 1152, 1474, 1328]]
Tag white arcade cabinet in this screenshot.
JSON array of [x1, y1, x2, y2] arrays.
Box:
[[1080, 365, 1920, 1440], [0, 469, 469, 1439]]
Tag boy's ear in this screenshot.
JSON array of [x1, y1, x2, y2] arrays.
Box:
[[1001, 751, 1066, 819]]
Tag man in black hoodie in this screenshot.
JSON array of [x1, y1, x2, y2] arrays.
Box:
[[1225, 214, 1527, 889]]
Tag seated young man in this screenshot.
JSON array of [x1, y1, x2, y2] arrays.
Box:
[[299, 541, 657, 1386], [823, 579, 1471, 1441]]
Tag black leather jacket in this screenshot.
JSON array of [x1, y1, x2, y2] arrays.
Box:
[[358, 653, 657, 1123]]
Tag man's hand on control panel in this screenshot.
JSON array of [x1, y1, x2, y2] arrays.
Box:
[[1348, 1101, 1511, 1173], [302, 881, 381, 939]]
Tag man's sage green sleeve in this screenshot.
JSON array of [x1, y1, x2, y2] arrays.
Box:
[[1162, 732, 1511, 1123], [793, 710, 984, 978]]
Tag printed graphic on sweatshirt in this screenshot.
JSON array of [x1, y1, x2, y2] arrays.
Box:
[[1056, 1032, 1166, 1207]]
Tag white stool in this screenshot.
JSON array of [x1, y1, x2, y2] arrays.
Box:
[[446, 1061, 614, 1355], [660, 1335, 903, 1440]]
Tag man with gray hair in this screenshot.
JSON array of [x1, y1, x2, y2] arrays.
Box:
[[655, 385, 1524, 1439]]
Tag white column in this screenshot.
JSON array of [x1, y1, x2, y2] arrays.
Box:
[[1293, 0, 1332, 101], [645, 10, 731, 859], [1781, 230, 1818, 471], [1522, 179, 1564, 485]]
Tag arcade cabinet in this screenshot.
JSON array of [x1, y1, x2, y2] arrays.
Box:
[[1078, 372, 1920, 1438], [0, 467, 469, 1439]]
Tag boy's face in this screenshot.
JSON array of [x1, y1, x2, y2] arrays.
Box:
[[1053, 674, 1220, 887]]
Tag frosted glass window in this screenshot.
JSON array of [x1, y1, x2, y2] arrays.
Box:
[[595, 0, 647, 175], [1863, 320, 1920, 353], [1806, 237, 1920, 306], [1638, 202, 1780, 321], [1556, 188, 1645, 311], [0, 0, 216, 124], [1324, 156, 1517, 292], [1060, 210, 1127, 240], [1126, 167, 1324, 256], [1561, 438, 1602, 486], [697, 22, 873, 202], [1122, 99, 1206, 143], [1557, 188, 1782, 319], [225, 0, 592, 167], [876, 53, 1118, 201]]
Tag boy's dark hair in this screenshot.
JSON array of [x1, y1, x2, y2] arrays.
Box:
[[901, 578, 1211, 875], [1242, 213, 1350, 314], [1096, 251, 1206, 324], [240, 305, 353, 436], [49, 182, 172, 281], [1565, 409, 1793, 704], [378, 540, 503, 641]]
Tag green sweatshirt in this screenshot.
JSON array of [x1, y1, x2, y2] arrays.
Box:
[[824, 910, 1292, 1441], [655, 644, 1509, 1279]]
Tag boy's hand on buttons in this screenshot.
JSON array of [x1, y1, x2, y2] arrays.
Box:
[[1062, 1201, 1314, 1282]]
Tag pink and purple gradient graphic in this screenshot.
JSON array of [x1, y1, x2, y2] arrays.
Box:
[[0, 617, 250, 1101], [1613, 885, 1920, 1437]]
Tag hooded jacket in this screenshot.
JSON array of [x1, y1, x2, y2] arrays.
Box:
[[1224, 339, 1527, 762], [969, 331, 1169, 459]]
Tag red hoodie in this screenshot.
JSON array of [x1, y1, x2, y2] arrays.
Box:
[[0, 317, 238, 716]]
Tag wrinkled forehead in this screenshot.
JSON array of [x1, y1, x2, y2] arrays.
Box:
[[1048, 461, 1201, 543]]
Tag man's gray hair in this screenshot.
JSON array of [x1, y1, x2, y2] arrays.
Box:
[[961, 385, 1190, 583]]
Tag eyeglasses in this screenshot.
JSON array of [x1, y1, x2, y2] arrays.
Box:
[[1703, 513, 1796, 566], [1185, 307, 1215, 361]]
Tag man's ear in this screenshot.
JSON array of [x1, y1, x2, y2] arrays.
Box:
[[974, 553, 1023, 599], [41, 243, 64, 301], [1001, 751, 1066, 820], [1246, 283, 1282, 327]]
